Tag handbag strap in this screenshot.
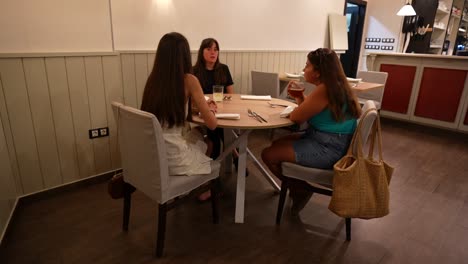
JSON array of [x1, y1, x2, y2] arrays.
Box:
[[346, 108, 377, 157], [368, 112, 384, 161]]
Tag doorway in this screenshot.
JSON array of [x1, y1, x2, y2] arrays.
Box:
[[340, 0, 367, 78]]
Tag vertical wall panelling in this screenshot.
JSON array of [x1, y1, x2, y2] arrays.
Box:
[[147, 53, 155, 74], [45, 57, 81, 182], [0, 59, 43, 193], [102, 56, 124, 169], [23, 58, 62, 187], [84, 57, 112, 173], [0, 70, 23, 194], [234, 53, 243, 93], [120, 54, 137, 108], [226, 53, 236, 90], [219, 53, 227, 66], [66, 57, 96, 178], [254, 53, 262, 72], [278, 52, 286, 76], [241, 53, 250, 94], [0, 105, 17, 234], [261, 53, 269, 72], [273, 52, 281, 74], [247, 53, 256, 93], [191, 52, 197, 67], [0, 50, 309, 196], [134, 54, 148, 108]]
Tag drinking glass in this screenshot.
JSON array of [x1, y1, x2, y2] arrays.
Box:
[[288, 81, 305, 98], [213, 85, 224, 102]]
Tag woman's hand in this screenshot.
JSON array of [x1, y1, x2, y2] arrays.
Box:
[[206, 99, 218, 113]]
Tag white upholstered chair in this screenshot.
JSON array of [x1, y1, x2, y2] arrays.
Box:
[[111, 102, 221, 257], [356, 71, 388, 109], [251, 71, 280, 98], [275, 100, 378, 241]]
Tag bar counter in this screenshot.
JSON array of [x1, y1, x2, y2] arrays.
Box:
[[367, 52, 468, 133]]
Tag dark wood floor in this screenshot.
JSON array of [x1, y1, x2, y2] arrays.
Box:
[[1, 119, 467, 264]]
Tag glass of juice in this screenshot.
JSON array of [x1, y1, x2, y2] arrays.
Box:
[[213, 85, 224, 102]]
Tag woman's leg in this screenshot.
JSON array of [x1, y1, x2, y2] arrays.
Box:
[[261, 134, 301, 178], [206, 128, 222, 159], [261, 133, 313, 215]]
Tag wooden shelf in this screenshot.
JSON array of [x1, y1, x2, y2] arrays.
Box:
[[430, 45, 443, 48], [437, 8, 450, 14], [433, 26, 447, 30]]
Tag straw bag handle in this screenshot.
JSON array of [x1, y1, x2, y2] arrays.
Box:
[[368, 112, 384, 161], [346, 108, 377, 158]]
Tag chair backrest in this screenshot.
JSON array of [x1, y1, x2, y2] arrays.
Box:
[[111, 102, 169, 203], [356, 71, 388, 106], [354, 100, 378, 155], [251, 71, 280, 98]]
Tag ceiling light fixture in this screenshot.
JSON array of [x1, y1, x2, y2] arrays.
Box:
[[397, 2, 416, 16]]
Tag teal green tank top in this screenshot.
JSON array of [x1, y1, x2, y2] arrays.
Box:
[[308, 106, 356, 134]]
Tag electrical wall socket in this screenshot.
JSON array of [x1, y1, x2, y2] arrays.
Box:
[[100, 128, 108, 136], [89, 127, 109, 139]]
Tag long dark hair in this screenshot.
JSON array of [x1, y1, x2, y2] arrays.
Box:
[[141, 32, 192, 128], [193, 38, 227, 87], [308, 48, 361, 121]]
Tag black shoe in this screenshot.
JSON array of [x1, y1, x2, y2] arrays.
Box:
[[290, 190, 313, 216]]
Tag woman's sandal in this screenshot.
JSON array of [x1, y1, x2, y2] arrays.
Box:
[[197, 190, 224, 202]]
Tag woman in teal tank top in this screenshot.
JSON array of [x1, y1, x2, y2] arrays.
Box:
[[261, 48, 361, 215]]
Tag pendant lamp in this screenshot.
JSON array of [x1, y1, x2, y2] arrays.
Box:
[[397, 2, 416, 16]]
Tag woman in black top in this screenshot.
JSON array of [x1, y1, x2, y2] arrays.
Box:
[[193, 38, 239, 201], [193, 38, 234, 95], [193, 38, 234, 160]]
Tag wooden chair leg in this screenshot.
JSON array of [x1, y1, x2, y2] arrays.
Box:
[[345, 218, 351, 241], [276, 180, 289, 225], [122, 183, 132, 231], [210, 178, 220, 224], [156, 203, 167, 258]]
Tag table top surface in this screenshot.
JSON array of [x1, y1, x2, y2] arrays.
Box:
[[191, 94, 297, 129], [279, 75, 383, 91]]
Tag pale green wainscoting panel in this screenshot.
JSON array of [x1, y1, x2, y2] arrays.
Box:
[[45, 57, 81, 183], [65, 57, 97, 178], [0, 58, 43, 194], [0, 50, 307, 196], [102, 56, 123, 169], [23, 58, 62, 188], [0, 64, 22, 194], [0, 106, 17, 239]]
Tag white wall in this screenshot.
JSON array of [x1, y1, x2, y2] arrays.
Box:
[[0, 0, 346, 53], [358, 0, 404, 71], [0, 0, 113, 53], [111, 0, 345, 51]]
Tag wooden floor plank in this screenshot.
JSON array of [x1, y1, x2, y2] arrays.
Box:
[[1, 119, 468, 263]]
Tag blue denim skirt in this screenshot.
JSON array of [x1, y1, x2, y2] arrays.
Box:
[[292, 127, 353, 169]]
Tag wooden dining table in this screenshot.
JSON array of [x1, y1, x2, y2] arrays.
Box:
[[279, 74, 384, 93], [191, 94, 297, 223]]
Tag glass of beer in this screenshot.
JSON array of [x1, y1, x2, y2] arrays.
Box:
[[213, 85, 224, 102], [288, 81, 305, 98]]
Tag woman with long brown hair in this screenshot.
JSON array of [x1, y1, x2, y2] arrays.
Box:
[[141, 32, 218, 176], [261, 48, 361, 215]]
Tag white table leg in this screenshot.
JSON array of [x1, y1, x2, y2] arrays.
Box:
[[223, 128, 234, 174], [246, 148, 280, 192], [235, 131, 248, 223]]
